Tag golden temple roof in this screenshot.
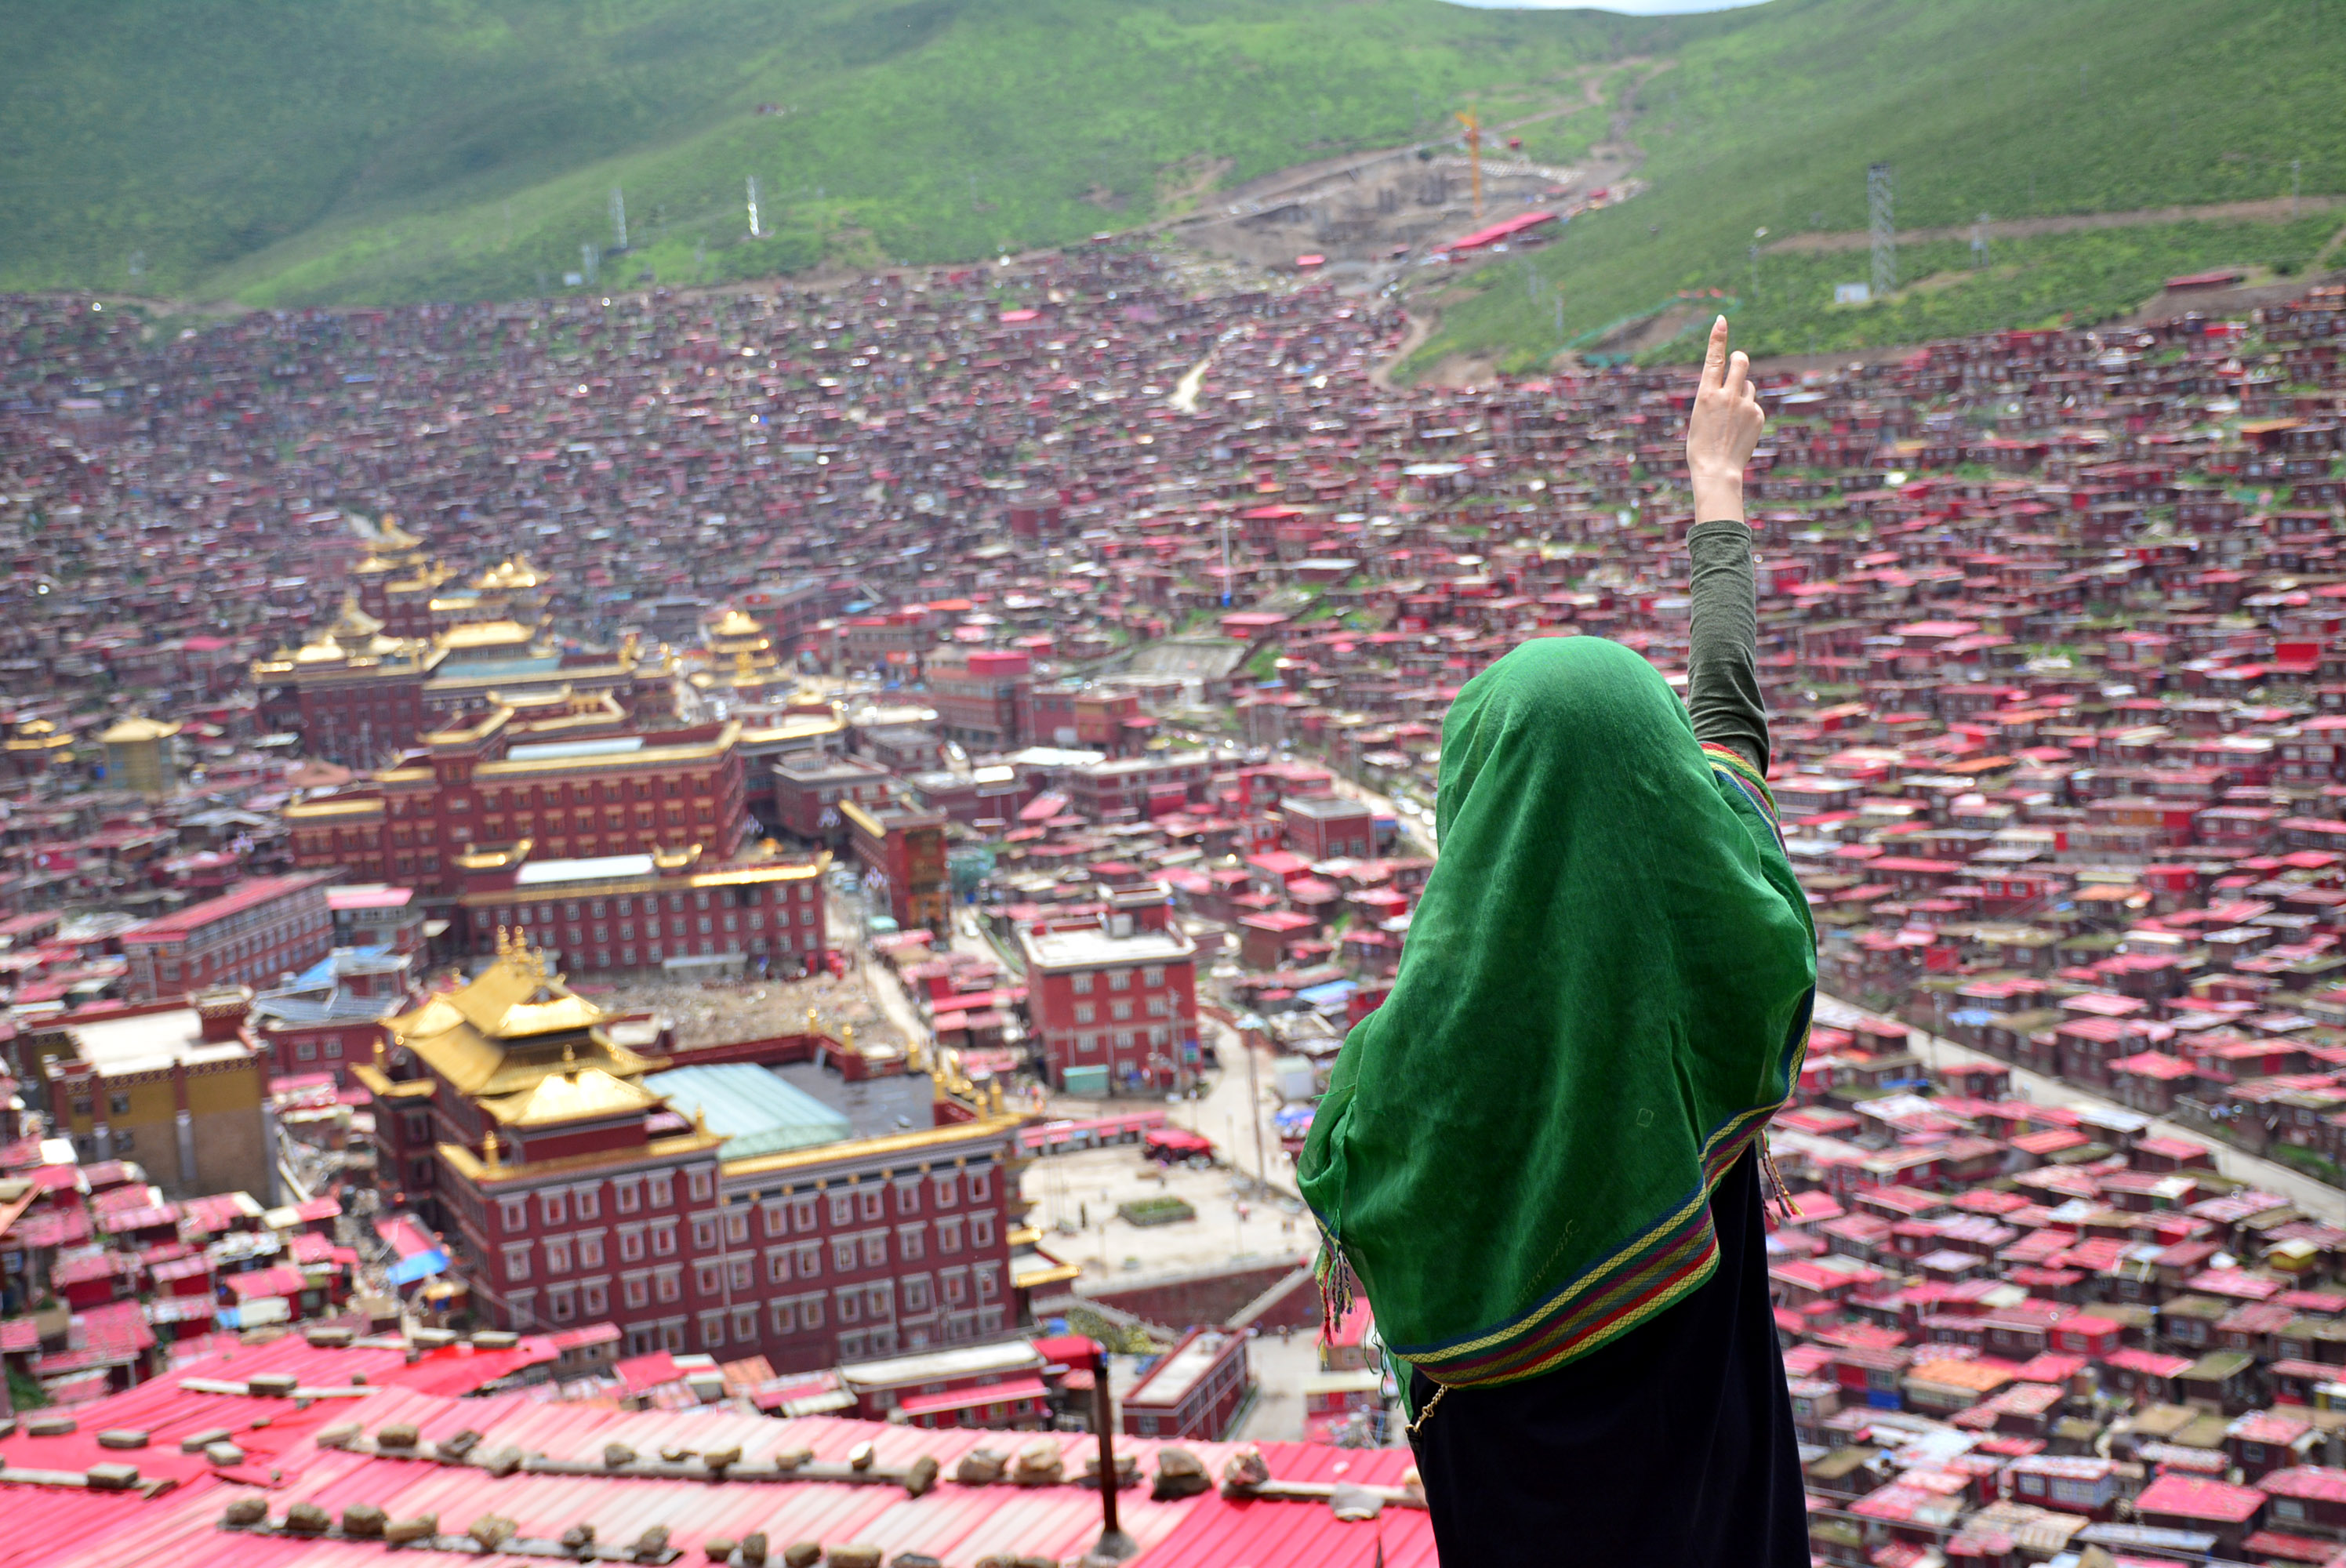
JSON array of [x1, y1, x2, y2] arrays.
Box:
[[708, 608, 766, 641], [479, 1065, 662, 1127], [476, 554, 546, 592], [371, 514, 424, 554], [5, 718, 73, 754], [100, 714, 181, 744], [390, 935, 657, 1108], [329, 594, 387, 644]]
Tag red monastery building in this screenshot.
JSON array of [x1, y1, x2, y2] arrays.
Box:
[[1019, 880, 1200, 1093], [118, 871, 335, 1000], [360, 937, 1032, 1368], [254, 521, 674, 766], [283, 706, 750, 892]]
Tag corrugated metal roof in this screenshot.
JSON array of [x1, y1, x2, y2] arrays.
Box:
[[642, 1063, 852, 1157], [10, 1345, 1433, 1568]]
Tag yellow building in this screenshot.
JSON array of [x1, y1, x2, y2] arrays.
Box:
[[32, 988, 273, 1198], [100, 713, 182, 798]]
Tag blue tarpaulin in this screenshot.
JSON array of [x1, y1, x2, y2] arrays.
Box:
[[390, 1248, 449, 1285], [1296, 980, 1356, 1011]]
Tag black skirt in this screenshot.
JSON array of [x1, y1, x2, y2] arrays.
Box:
[[1406, 1146, 1810, 1567]]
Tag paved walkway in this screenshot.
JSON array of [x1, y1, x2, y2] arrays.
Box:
[[1814, 993, 2346, 1225]]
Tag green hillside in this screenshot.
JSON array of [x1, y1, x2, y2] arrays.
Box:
[[0, 0, 1698, 305], [9, 0, 2341, 357], [1414, 0, 2346, 374]]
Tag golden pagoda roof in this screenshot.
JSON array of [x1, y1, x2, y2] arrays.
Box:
[[100, 714, 181, 744], [390, 935, 656, 1105], [708, 608, 766, 640], [5, 718, 74, 755], [478, 1065, 662, 1127], [329, 593, 387, 643], [476, 554, 546, 592], [372, 514, 423, 553], [293, 637, 347, 665]]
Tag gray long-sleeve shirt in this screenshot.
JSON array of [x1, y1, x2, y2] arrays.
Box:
[[1686, 520, 1768, 774]]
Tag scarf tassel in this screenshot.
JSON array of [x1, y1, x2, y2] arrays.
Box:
[[1313, 1218, 1360, 1339], [1759, 1138, 1803, 1223]]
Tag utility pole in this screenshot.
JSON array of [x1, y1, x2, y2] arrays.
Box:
[[1868, 163, 1897, 299], [2293, 158, 2304, 220], [609, 186, 627, 252], [1456, 110, 1483, 220], [1238, 1013, 1270, 1194], [1749, 227, 1767, 299], [1088, 1349, 1134, 1562]]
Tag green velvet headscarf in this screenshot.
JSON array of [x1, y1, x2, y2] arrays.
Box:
[[1298, 636, 1815, 1397]]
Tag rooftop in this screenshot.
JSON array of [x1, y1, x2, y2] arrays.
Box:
[[642, 1063, 855, 1158], [515, 852, 658, 887], [120, 873, 329, 944], [55, 1004, 254, 1075], [1020, 924, 1195, 971], [504, 735, 647, 763]]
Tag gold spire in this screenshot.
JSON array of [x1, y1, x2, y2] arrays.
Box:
[[481, 1128, 502, 1167]]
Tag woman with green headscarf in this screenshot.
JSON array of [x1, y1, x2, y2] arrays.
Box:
[[1300, 318, 1816, 1565]]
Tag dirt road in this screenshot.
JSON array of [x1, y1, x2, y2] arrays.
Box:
[[1814, 994, 2346, 1225], [1765, 194, 2346, 255]]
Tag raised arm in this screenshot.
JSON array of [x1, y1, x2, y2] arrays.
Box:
[[1683, 316, 1769, 772]]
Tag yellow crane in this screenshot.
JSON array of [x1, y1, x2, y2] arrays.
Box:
[[1456, 109, 1483, 220]]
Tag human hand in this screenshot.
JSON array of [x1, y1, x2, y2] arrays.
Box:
[[1686, 314, 1763, 524]]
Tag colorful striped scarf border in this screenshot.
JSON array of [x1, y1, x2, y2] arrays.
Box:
[[1396, 1107, 1778, 1385], [1702, 742, 1782, 834]]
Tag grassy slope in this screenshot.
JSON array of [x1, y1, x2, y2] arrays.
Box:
[[0, 0, 1698, 305], [1415, 0, 2346, 373]]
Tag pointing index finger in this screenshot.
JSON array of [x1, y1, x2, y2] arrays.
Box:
[[1698, 315, 1728, 394]]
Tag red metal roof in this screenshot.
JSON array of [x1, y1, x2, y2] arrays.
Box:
[[1442, 210, 1560, 253], [2260, 1465, 2346, 1504], [2136, 1471, 2267, 1523], [0, 1344, 1436, 1568], [119, 873, 330, 944], [895, 1375, 1049, 1418]]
